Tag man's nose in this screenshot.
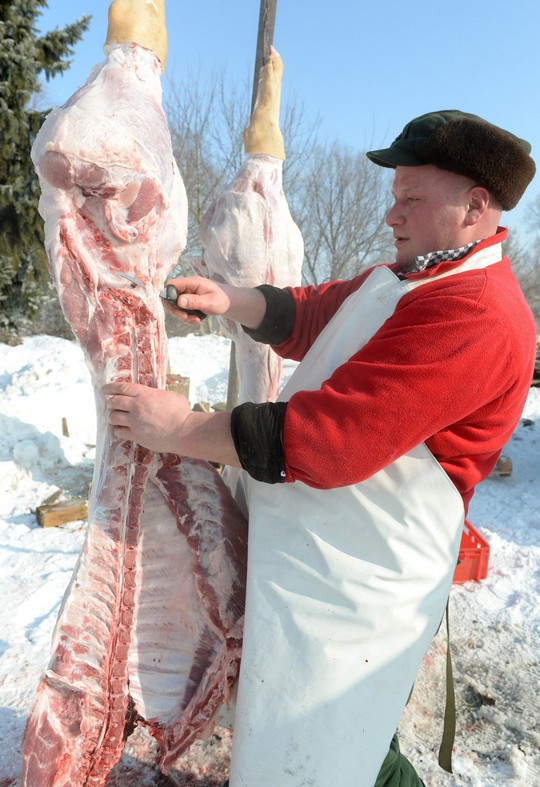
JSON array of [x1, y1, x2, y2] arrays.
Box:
[[386, 202, 402, 227]]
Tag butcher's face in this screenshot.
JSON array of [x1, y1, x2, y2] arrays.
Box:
[[386, 165, 475, 270]]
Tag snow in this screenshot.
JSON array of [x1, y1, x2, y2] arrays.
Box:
[[1, 334, 539, 785]]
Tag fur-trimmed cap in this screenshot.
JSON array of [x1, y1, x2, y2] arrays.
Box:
[[367, 110, 536, 210]]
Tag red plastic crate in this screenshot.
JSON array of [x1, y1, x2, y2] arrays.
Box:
[[452, 520, 490, 584]]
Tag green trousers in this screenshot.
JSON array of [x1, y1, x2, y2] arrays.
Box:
[[373, 734, 425, 787]]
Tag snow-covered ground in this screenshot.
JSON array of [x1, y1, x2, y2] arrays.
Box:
[[1, 334, 539, 786]]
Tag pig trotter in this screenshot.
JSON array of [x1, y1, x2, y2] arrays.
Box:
[[243, 46, 286, 160]]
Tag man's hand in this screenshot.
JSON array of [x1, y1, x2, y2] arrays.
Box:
[[103, 381, 241, 467], [163, 276, 231, 325], [164, 275, 267, 330], [104, 382, 191, 454]]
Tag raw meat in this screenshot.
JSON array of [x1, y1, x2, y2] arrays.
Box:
[[21, 42, 247, 785], [198, 153, 304, 404]]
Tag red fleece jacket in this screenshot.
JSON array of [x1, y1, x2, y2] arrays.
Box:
[[273, 231, 537, 511]]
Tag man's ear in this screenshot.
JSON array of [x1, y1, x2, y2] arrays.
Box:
[[464, 186, 491, 226]]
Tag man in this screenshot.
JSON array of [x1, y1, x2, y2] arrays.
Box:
[[105, 110, 537, 786]]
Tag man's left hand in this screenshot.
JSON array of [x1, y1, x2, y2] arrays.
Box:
[[104, 381, 190, 454]]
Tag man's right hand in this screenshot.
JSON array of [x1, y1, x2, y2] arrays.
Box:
[[164, 276, 231, 324], [164, 275, 267, 330]]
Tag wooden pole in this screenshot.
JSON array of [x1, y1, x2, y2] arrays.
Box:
[[251, 0, 278, 114], [226, 342, 239, 412], [226, 0, 278, 412]]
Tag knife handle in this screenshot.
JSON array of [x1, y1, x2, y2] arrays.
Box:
[[163, 284, 206, 320]]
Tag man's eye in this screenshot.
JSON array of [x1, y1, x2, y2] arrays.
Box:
[[407, 197, 419, 203]]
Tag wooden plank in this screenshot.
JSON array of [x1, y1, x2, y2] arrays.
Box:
[[193, 401, 211, 413], [41, 489, 63, 506], [166, 374, 190, 398], [531, 355, 540, 387], [37, 498, 88, 528], [489, 455, 512, 478]]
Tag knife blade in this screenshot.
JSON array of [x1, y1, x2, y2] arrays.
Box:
[[118, 271, 146, 288]]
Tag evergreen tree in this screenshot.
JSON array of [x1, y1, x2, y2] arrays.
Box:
[[0, 0, 90, 330]]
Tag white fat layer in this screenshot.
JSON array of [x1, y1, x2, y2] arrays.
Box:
[[128, 479, 212, 722]]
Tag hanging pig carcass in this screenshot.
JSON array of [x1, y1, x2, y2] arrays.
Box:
[[196, 48, 304, 405], [21, 40, 247, 785]]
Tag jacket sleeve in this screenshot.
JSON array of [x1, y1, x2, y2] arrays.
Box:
[[230, 401, 288, 483], [243, 271, 376, 358], [280, 281, 523, 489], [242, 285, 296, 345]]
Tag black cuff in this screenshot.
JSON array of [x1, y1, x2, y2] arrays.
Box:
[[230, 401, 288, 484], [242, 285, 295, 345]]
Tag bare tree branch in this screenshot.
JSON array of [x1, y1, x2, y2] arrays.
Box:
[[290, 143, 394, 285], [165, 71, 395, 303], [504, 230, 540, 324]]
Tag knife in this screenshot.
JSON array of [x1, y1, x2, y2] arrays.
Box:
[[118, 271, 146, 288], [160, 283, 207, 320], [117, 273, 206, 319]]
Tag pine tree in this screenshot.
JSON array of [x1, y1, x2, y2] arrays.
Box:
[[0, 0, 90, 330]]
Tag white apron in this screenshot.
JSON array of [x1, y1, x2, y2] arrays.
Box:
[[229, 244, 502, 786]]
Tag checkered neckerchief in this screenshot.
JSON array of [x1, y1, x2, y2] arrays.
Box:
[[406, 240, 482, 274]]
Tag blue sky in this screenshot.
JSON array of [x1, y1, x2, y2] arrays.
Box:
[[36, 0, 540, 235]]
